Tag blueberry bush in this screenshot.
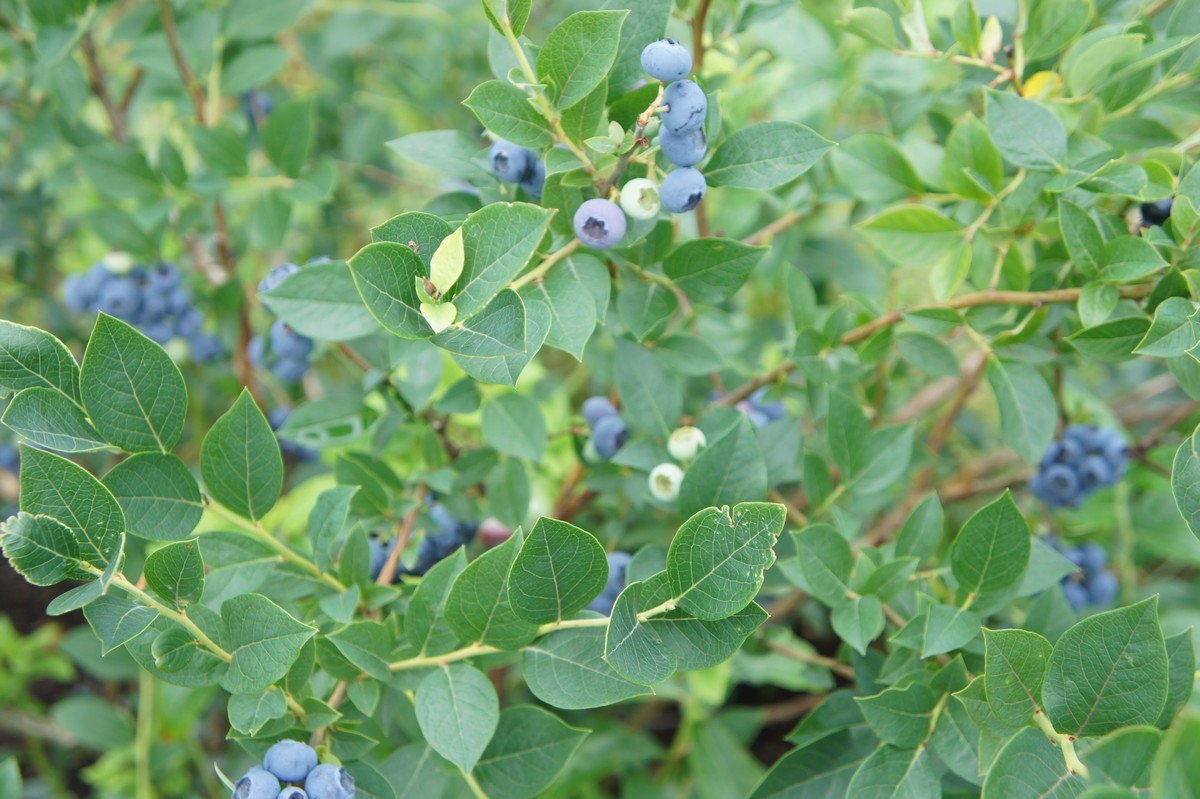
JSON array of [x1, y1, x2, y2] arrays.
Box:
[[1, 0, 1200, 797]]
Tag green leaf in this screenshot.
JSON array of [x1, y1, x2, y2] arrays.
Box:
[[662, 239, 767, 304], [536, 11, 629, 110], [985, 90, 1067, 171], [1025, 0, 1093, 60], [200, 390, 283, 522], [614, 339, 681, 438], [666, 502, 784, 620], [943, 115, 1004, 201], [407, 549, 468, 656], [143, 539, 204, 608], [1, 512, 82, 586], [508, 517, 608, 624], [1135, 297, 1197, 357], [923, 603, 983, 657], [80, 315, 186, 454], [845, 745, 939, 799], [930, 697, 983, 786], [617, 280, 677, 342], [856, 683, 936, 748], [446, 530, 538, 649], [80, 145, 162, 201], [260, 260, 379, 341], [839, 7, 899, 48], [982, 727, 1087, 797], [1068, 317, 1150, 362], [523, 627, 652, 709], [858, 206, 964, 266], [388, 130, 492, 181], [1059, 199, 1104, 275], [464, 81, 554, 149], [2, 387, 106, 452], [519, 264, 598, 359], [604, 580, 677, 685], [677, 416, 768, 518], [473, 705, 588, 799], [1158, 629, 1195, 728], [0, 757, 21, 799], [227, 690, 287, 736], [83, 593, 157, 654], [649, 600, 768, 671], [19, 446, 124, 570], [986, 359, 1057, 464], [983, 628, 1053, 726], [747, 728, 878, 799], [486, 458, 530, 529], [706, 121, 834, 190], [263, 99, 315, 177], [371, 212, 454, 268], [950, 491, 1030, 600], [895, 493, 944, 563], [1100, 236, 1168, 282], [220, 593, 317, 694], [482, 393, 546, 461], [451, 297, 550, 387], [309, 486, 357, 573], [832, 595, 884, 654], [329, 621, 394, 681], [349, 241, 433, 339], [191, 124, 248, 177], [102, 453, 204, 542], [1042, 597, 1168, 737], [432, 289, 526, 357], [795, 525, 853, 607], [833, 134, 924, 203], [416, 664, 499, 772], [1083, 726, 1161, 789], [1065, 33, 1142, 97], [0, 320, 80, 402], [452, 203, 553, 318], [1172, 422, 1200, 540]]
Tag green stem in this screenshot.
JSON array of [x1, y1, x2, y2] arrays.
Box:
[[94, 569, 232, 662], [387, 617, 611, 672], [135, 672, 155, 799], [1031, 709, 1090, 779], [509, 239, 582, 289], [462, 768, 491, 799], [206, 501, 348, 592]]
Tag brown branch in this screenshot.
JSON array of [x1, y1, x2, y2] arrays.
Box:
[[376, 499, 422, 587], [742, 209, 813, 246], [763, 638, 856, 681], [691, 0, 712, 74], [119, 68, 144, 114], [80, 33, 127, 143], [156, 0, 206, 122]]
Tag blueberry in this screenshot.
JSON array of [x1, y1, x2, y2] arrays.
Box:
[[259, 263, 301, 295], [1086, 570, 1119, 605], [304, 764, 355, 799], [62, 273, 94, 312], [488, 140, 536, 183], [582, 396, 618, 427], [749, 387, 786, 421], [660, 80, 707, 135], [249, 335, 266, 367], [573, 199, 627, 250], [641, 38, 692, 82], [586, 551, 632, 615], [141, 321, 175, 344], [176, 307, 204, 338], [592, 415, 629, 459], [1141, 199, 1172, 227], [1077, 543, 1108, 574], [278, 790, 307, 799], [1040, 463, 1080, 507], [263, 740, 318, 782], [619, 178, 661, 220], [1062, 581, 1089, 612], [660, 168, 706, 214], [1078, 454, 1113, 491], [0, 442, 19, 472], [658, 127, 707, 167], [519, 158, 546, 198], [649, 462, 684, 501], [147, 263, 181, 291], [745, 408, 770, 428], [139, 289, 169, 321], [429, 505, 458, 537], [167, 286, 192, 316], [189, 333, 223, 363], [96, 276, 140, 320], [269, 319, 314, 361], [243, 90, 275, 125], [271, 357, 311, 383], [233, 766, 281, 799], [667, 426, 706, 461]]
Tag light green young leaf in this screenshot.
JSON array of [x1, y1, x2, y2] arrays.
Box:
[[429, 225, 466, 296]]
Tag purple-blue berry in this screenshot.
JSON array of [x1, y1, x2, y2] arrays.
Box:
[[660, 168, 706, 214], [96, 276, 140, 320], [661, 80, 707, 135], [263, 740, 318, 782], [278, 789, 307, 799], [271, 357, 311, 384], [573, 199, 627, 250], [258, 262, 300, 296], [1141, 199, 1172, 227], [304, 764, 355, 799], [520, 158, 546, 198], [582, 396, 618, 427], [1062, 581, 1089, 612], [233, 766, 281, 799], [488, 140, 536, 183], [1086, 570, 1119, 605], [269, 319, 314, 361], [641, 38, 691, 82], [592, 414, 629, 459], [586, 551, 632, 615], [658, 127, 707, 167]]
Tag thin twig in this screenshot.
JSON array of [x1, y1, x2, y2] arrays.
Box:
[[80, 33, 127, 143]]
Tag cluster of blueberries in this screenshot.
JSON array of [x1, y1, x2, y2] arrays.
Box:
[[582, 396, 629, 460], [252, 263, 316, 383], [268, 407, 317, 463], [710, 387, 785, 428], [1030, 425, 1129, 508], [586, 551, 632, 616], [231, 739, 353, 799], [487, 140, 546, 198], [367, 501, 479, 580], [1141, 199, 1172, 227], [570, 37, 709, 251], [62, 256, 222, 362], [1049, 539, 1119, 611]]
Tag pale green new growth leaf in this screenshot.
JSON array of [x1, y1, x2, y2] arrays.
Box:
[[429, 225, 466, 296]]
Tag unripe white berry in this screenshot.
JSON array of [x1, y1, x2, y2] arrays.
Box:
[[649, 462, 684, 501], [619, 178, 661, 220], [668, 426, 706, 461], [103, 251, 136, 275]]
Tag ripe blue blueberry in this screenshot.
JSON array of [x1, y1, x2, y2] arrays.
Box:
[[141, 321, 174, 344], [62, 273, 93, 312], [520, 158, 546, 198], [658, 127, 707, 168], [148, 262, 181, 291], [488, 140, 536, 183], [1062, 581, 1089, 612], [660, 168, 707, 214], [573, 199, 627, 250], [176, 307, 204, 338], [641, 38, 691, 82], [749, 387, 785, 422], [304, 764, 356, 799], [189, 333, 223, 363], [586, 551, 632, 615], [243, 90, 274, 125], [279, 789, 307, 799], [233, 766, 281, 799], [272, 357, 311, 384], [592, 414, 629, 459], [368, 536, 387, 580], [1076, 543, 1108, 574], [249, 336, 266, 367], [660, 80, 707, 135], [97, 276, 140, 320], [0, 442, 19, 472], [1086, 570, 1119, 605], [1141, 199, 1172, 227], [1078, 455, 1112, 491], [269, 319, 315, 361], [582, 396, 618, 426], [259, 262, 300, 295], [263, 740, 319, 782]]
